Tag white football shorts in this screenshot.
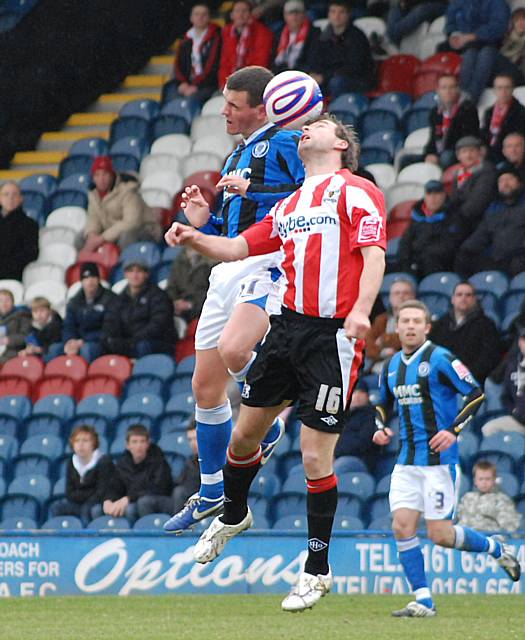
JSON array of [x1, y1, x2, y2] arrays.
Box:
[[389, 463, 461, 520], [195, 252, 283, 351]]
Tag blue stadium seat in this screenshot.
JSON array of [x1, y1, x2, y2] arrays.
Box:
[[359, 110, 400, 139], [368, 495, 390, 522], [109, 435, 127, 455], [67, 414, 110, 438], [52, 476, 66, 497], [58, 173, 90, 194], [109, 117, 151, 146], [379, 272, 417, 299], [0, 415, 19, 438], [133, 513, 170, 530], [120, 99, 160, 122], [13, 454, 51, 479], [501, 310, 520, 334], [120, 394, 164, 419], [133, 354, 176, 380], [0, 516, 38, 530], [403, 108, 432, 135], [418, 271, 461, 297], [281, 475, 306, 493], [113, 414, 155, 439], [270, 492, 306, 522], [22, 191, 47, 225], [111, 154, 140, 173], [472, 451, 516, 474], [501, 292, 524, 321], [20, 434, 63, 461], [161, 78, 181, 104], [48, 189, 88, 211], [76, 394, 120, 419], [418, 292, 450, 319], [0, 434, 19, 461], [457, 431, 479, 471], [480, 432, 525, 461], [153, 261, 172, 283], [8, 475, 51, 504], [0, 477, 5, 495], [374, 475, 391, 494], [109, 262, 125, 285], [496, 472, 520, 498], [110, 136, 148, 161], [338, 472, 375, 500], [371, 92, 412, 119], [413, 91, 438, 110], [329, 93, 369, 121], [41, 516, 84, 530], [157, 432, 192, 457], [516, 496, 525, 518], [33, 395, 75, 421], [278, 451, 303, 478], [156, 411, 192, 434], [167, 374, 193, 397], [251, 515, 270, 530], [0, 459, 7, 480], [176, 355, 196, 375], [250, 469, 281, 499], [250, 496, 269, 519], [123, 375, 164, 400], [161, 97, 201, 125], [272, 514, 307, 530], [333, 515, 364, 530], [336, 494, 363, 518], [69, 137, 109, 157], [152, 114, 190, 138], [24, 414, 63, 439], [58, 155, 93, 180], [367, 514, 392, 530], [469, 271, 509, 299], [165, 451, 186, 478], [161, 245, 183, 263], [0, 494, 40, 523], [165, 392, 195, 415], [333, 455, 369, 474], [120, 241, 161, 270], [374, 453, 397, 479], [0, 396, 31, 421], [362, 131, 403, 157], [359, 148, 393, 166], [19, 173, 57, 198], [87, 516, 130, 530], [509, 272, 525, 292]]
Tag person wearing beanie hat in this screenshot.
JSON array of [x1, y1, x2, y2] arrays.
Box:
[[82, 155, 161, 253], [455, 162, 525, 277], [47, 262, 116, 362]]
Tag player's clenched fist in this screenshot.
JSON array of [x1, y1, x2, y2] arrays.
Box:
[[164, 222, 196, 246]]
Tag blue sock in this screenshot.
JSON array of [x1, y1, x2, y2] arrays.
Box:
[[453, 525, 502, 558], [397, 536, 434, 609], [196, 401, 232, 501]]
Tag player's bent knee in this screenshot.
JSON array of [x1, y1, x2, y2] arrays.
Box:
[[301, 449, 331, 479], [392, 518, 416, 539], [217, 338, 251, 372], [191, 374, 225, 407]]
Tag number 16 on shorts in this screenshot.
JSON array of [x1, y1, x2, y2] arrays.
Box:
[[315, 384, 341, 414]]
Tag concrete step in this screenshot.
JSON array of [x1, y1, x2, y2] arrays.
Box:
[[88, 92, 162, 112], [0, 168, 59, 180], [37, 130, 109, 151]]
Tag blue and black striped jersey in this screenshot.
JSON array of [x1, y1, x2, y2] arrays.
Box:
[[378, 340, 481, 466], [208, 123, 304, 238]]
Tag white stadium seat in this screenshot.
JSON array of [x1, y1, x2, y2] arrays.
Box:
[[38, 243, 77, 269], [0, 280, 24, 306], [140, 188, 172, 209], [190, 115, 226, 141], [140, 154, 181, 180], [180, 152, 223, 179], [150, 134, 192, 158], [404, 127, 431, 151], [201, 95, 226, 116], [46, 206, 87, 233], [24, 280, 67, 311], [353, 16, 386, 39], [365, 163, 397, 191], [428, 15, 446, 34], [39, 226, 77, 248], [111, 279, 128, 294], [397, 162, 442, 186], [418, 33, 443, 60], [23, 263, 65, 289], [385, 182, 425, 211], [192, 135, 235, 160], [141, 171, 183, 198]]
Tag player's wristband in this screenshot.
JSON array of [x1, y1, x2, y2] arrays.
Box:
[[374, 407, 387, 432]]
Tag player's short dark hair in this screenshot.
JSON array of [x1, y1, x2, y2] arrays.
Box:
[[126, 424, 150, 441], [69, 425, 100, 450], [473, 460, 496, 477], [307, 113, 360, 172], [396, 299, 431, 324], [226, 66, 274, 107]]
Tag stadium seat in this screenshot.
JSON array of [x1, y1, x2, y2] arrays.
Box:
[[1, 356, 44, 384], [192, 134, 235, 160], [397, 162, 442, 186], [272, 515, 307, 530], [109, 117, 151, 146], [0, 377, 32, 399], [467, 271, 509, 301], [161, 97, 200, 125], [329, 92, 369, 125], [333, 515, 365, 531], [42, 516, 84, 530], [480, 432, 525, 461], [496, 472, 520, 498], [385, 182, 424, 210], [69, 137, 108, 157], [363, 130, 403, 158], [380, 271, 417, 296], [87, 516, 130, 530], [353, 15, 386, 39], [201, 95, 226, 116], [368, 495, 390, 522], [375, 55, 420, 96], [364, 163, 396, 192], [165, 392, 195, 415], [123, 374, 164, 400], [13, 454, 51, 479], [46, 206, 87, 233], [78, 376, 121, 400], [374, 475, 391, 495], [58, 173, 91, 194], [0, 492, 40, 523], [270, 492, 306, 522], [389, 200, 416, 224], [336, 494, 363, 518], [32, 395, 75, 421], [33, 376, 76, 402], [110, 135, 148, 162], [418, 292, 450, 319], [472, 450, 516, 474], [8, 474, 51, 504], [155, 411, 192, 435], [23, 281, 67, 315], [421, 51, 462, 75], [67, 414, 109, 438], [120, 98, 160, 122], [113, 413, 154, 438], [119, 393, 164, 419], [119, 242, 161, 271], [44, 355, 88, 383], [22, 191, 47, 225], [157, 432, 192, 457], [20, 434, 63, 461], [59, 155, 93, 180], [49, 189, 88, 211], [180, 152, 223, 179], [250, 470, 281, 499], [24, 415, 63, 439], [338, 472, 375, 500], [457, 431, 479, 471], [133, 354, 177, 381], [168, 374, 193, 397], [281, 475, 306, 493], [77, 242, 120, 273], [0, 434, 19, 461], [151, 114, 190, 138], [150, 133, 192, 159], [412, 70, 441, 100], [418, 271, 461, 297], [0, 415, 18, 438], [359, 110, 401, 139], [22, 262, 65, 288], [333, 456, 369, 474], [133, 513, 170, 530], [367, 514, 392, 531], [19, 173, 57, 198], [190, 115, 225, 141], [0, 516, 38, 530], [38, 243, 77, 269], [139, 153, 180, 180], [371, 92, 412, 120], [40, 225, 77, 249], [403, 108, 432, 136], [0, 396, 32, 421]]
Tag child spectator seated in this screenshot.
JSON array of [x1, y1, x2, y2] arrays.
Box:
[[19, 297, 63, 359]]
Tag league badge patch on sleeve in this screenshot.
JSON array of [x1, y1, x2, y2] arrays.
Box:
[[451, 359, 470, 379], [357, 215, 382, 242]]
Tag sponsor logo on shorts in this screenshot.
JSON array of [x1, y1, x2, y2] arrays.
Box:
[[357, 215, 382, 243], [308, 538, 328, 552], [241, 384, 251, 399], [320, 415, 338, 426]]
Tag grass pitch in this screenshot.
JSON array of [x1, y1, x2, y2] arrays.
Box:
[[1, 594, 523, 640]]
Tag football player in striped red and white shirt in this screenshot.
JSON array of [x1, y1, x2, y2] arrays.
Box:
[[165, 114, 386, 611]]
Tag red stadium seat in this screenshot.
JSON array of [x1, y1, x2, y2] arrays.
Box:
[[1, 356, 44, 384], [389, 199, 417, 221], [44, 355, 88, 383], [442, 163, 460, 195], [78, 375, 121, 400], [412, 70, 441, 100], [33, 376, 76, 402], [387, 219, 411, 239], [88, 355, 132, 383], [374, 55, 421, 96], [421, 52, 462, 75], [175, 319, 197, 363], [66, 262, 109, 286], [0, 376, 32, 398], [77, 242, 120, 272]]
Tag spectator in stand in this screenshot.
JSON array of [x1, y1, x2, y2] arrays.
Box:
[[497, 8, 525, 87], [166, 246, 215, 325], [0, 181, 38, 282], [483, 327, 525, 438], [218, 0, 274, 89], [481, 74, 525, 163], [315, 0, 374, 98], [173, 3, 221, 105], [271, 1, 322, 77], [424, 74, 480, 169], [457, 461, 522, 532], [398, 180, 462, 280], [500, 131, 525, 183], [172, 419, 201, 515], [50, 425, 114, 526], [455, 165, 525, 278], [365, 278, 415, 374], [448, 136, 498, 239], [386, 1, 447, 48], [19, 297, 62, 359], [101, 259, 176, 358], [444, 0, 510, 104], [48, 262, 115, 362], [0, 289, 31, 364], [334, 378, 380, 474], [429, 281, 501, 385], [103, 424, 174, 522], [82, 156, 161, 252]]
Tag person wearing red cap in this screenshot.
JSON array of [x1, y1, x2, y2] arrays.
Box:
[[82, 156, 161, 252]]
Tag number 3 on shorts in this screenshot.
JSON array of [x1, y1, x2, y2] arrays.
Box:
[[315, 384, 341, 414], [434, 491, 444, 509]]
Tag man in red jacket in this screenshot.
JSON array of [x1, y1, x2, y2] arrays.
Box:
[[218, 0, 273, 89]]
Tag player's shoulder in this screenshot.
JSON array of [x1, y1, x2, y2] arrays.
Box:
[[341, 169, 382, 195], [269, 126, 301, 145], [428, 342, 454, 362]]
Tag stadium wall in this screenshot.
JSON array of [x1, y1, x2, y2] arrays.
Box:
[[0, 532, 523, 597]]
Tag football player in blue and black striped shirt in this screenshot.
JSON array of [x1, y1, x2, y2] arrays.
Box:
[[374, 299, 520, 617]]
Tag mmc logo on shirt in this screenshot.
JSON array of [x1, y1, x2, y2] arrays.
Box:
[[277, 207, 337, 239], [393, 383, 423, 405]]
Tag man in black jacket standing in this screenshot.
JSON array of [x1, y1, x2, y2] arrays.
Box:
[[0, 181, 38, 282], [429, 281, 501, 384], [103, 425, 174, 522], [101, 259, 176, 357]]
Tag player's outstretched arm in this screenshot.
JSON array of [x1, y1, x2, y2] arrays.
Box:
[[164, 222, 249, 262], [180, 185, 211, 227]]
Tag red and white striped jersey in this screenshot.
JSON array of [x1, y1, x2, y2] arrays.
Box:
[[241, 169, 386, 319]]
